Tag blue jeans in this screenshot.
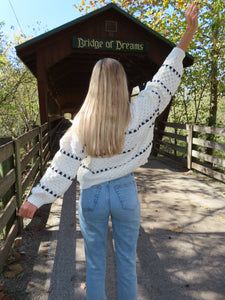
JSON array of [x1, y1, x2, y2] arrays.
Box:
[[78, 172, 141, 300]]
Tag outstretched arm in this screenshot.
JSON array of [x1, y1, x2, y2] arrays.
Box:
[[17, 122, 86, 218], [135, 2, 199, 117]]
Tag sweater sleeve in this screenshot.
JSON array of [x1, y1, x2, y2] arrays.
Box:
[[135, 46, 186, 117], [26, 124, 86, 208]]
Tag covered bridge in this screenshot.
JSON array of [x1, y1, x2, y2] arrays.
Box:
[[15, 2, 194, 155]]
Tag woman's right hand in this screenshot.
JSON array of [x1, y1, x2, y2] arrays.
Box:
[[16, 201, 38, 219]]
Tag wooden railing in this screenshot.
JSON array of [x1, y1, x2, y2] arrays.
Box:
[[0, 123, 50, 272], [154, 122, 225, 183], [1, 120, 224, 271]]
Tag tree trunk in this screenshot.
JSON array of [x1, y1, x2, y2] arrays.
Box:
[[206, 19, 219, 158]]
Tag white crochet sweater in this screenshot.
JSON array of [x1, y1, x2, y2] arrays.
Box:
[[27, 46, 185, 208]]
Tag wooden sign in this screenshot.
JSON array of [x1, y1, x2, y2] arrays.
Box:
[[72, 36, 147, 52]]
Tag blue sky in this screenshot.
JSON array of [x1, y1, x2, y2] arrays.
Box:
[[1, 0, 84, 41]]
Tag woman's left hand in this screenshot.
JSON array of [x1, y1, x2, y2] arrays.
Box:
[[185, 2, 199, 33]]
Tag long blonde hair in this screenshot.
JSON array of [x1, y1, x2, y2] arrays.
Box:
[[73, 57, 131, 157]]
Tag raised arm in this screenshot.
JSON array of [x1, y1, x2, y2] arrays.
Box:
[[136, 2, 199, 117]]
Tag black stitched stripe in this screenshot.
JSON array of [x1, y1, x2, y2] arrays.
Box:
[[153, 88, 162, 115], [60, 148, 83, 161], [162, 64, 182, 78], [38, 182, 61, 198], [59, 142, 137, 158], [81, 141, 153, 174], [125, 89, 161, 135], [125, 109, 159, 135], [125, 118, 153, 134], [50, 165, 73, 181], [149, 88, 161, 98], [122, 146, 136, 154], [152, 79, 173, 96]]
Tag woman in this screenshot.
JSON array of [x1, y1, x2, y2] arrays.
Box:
[[17, 3, 199, 299]]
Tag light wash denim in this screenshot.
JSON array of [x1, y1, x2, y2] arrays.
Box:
[[78, 172, 141, 300]]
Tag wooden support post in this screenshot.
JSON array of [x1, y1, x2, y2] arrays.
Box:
[[174, 127, 177, 157], [187, 124, 193, 169], [39, 126, 44, 176], [37, 54, 48, 125], [13, 138, 23, 234], [151, 96, 174, 157], [152, 124, 159, 156]]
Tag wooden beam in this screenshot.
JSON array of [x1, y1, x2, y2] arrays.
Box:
[[192, 162, 225, 183], [193, 125, 225, 136], [37, 54, 48, 124], [151, 97, 174, 156]]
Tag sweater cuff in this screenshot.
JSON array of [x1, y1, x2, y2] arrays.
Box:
[[26, 194, 49, 209], [171, 46, 186, 60]]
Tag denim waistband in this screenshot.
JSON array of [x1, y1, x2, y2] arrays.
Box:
[[81, 172, 135, 190], [106, 172, 134, 185]]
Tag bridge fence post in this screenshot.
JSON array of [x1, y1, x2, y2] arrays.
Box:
[[39, 126, 44, 176], [187, 124, 193, 170], [174, 127, 177, 157], [13, 137, 24, 234]]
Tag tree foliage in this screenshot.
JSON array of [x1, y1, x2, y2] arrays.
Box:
[[0, 24, 40, 138]]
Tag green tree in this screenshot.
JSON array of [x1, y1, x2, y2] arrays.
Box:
[[0, 27, 40, 138]]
